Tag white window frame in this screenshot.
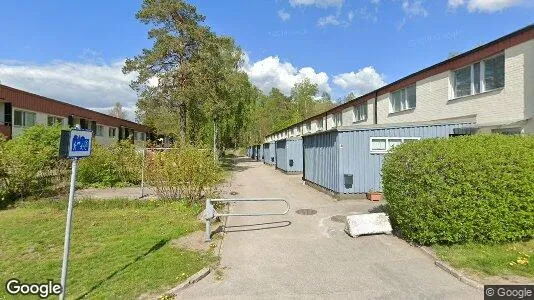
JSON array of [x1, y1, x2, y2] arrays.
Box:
[[96, 125, 105, 136], [452, 53, 504, 99], [109, 127, 116, 138], [13, 109, 37, 127], [47, 115, 64, 126], [353, 103, 368, 123], [333, 113, 342, 127], [369, 137, 421, 154], [390, 85, 416, 113], [317, 118, 324, 131]]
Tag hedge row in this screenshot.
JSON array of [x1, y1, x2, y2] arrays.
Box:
[[382, 134, 534, 245]]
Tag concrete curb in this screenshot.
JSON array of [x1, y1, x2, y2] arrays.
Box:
[[161, 267, 211, 298], [418, 246, 484, 290]]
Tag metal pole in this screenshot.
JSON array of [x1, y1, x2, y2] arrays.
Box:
[[60, 158, 78, 300], [140, 148, 145, 198], [205, 198, 211, 242]]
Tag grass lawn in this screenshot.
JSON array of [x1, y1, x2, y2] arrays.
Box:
[[433, 240, 533, 281], [0, 199, 215, 299]]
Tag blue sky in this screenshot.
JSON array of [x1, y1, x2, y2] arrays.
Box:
[[0, 0, 532, 118]]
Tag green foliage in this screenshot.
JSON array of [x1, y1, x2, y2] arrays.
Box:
[[382, 135, 534, 245], [145, 144, 224, 202], [0, 125, 68, 208], [0, 199, 212, 299], [78, 141, 141, 188]]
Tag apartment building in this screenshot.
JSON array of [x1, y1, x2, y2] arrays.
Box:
[[0, 84, 151, 147], [266, 24, 534, 142]]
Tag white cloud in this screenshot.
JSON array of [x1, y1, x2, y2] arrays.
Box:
[[317, 15, 342, 26], [289, 0, 344, 8], [278, 9, 291, 21], [333, 66, 386, 96], [317, 10, 356, 27], [0, 60, 138, 120], [402, 0, 428, 17], [448, 0, 524, 12], [241, 54, 331, 96]]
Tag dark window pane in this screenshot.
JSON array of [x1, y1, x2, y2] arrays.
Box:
[[14, 110, 22, 126], [484, 54, 504, 90], [473, 62, 480, 94], [455, 66, 471, 97], [406, 85, 416, 109]]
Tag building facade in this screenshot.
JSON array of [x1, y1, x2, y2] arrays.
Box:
[[265, 25, 534, 143], [0, 84, 151, 147]]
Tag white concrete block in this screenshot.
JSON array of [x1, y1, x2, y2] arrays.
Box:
[[345, 213, 393, 237]]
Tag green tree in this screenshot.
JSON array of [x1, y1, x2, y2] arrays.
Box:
[[123, 0, 213, 142]]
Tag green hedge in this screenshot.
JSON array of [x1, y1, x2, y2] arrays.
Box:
[[78, 141, 141, 188], [382, 134, 534, 245]]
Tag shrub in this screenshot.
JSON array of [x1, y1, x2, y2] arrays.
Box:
[[382, 134, 534, 245], [78, 141, 141, 188], [0, 125, 69, 208], [145, 144, 224, 203]]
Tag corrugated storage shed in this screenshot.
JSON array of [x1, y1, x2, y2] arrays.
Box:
[[257, 145, 263, 162], [263, 143, 270, 164], [302, 120, 475, 195], [275, 138, 303, 173], [267, 141, 276, 165]]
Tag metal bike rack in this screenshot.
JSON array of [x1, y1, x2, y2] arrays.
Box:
[[204, 198, 290, 242]]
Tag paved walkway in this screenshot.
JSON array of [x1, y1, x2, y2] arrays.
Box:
[[179, 157, 481, 299]]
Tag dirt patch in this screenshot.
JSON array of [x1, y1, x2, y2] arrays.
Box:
[[170, 231, 217, 252]]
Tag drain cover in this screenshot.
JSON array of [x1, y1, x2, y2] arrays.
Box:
[[229, 191, 238, 195], [296, 209, 317, 215], [330, 215, 346, 223]]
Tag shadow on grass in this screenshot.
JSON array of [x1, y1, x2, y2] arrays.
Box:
[[76, 238, 169, 300]]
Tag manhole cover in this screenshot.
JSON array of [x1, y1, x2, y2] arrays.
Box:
[[229, 191, 238, 195], [296, 209, 317, 215], [330, 215, 346, 223]]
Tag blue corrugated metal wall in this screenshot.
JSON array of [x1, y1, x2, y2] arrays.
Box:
[[275, 140, 287, 170], [266, 142, 276, 165], [303, 132, 339, 192], [263, 143, 270, 164], [258, 145, 263, 161], [304, 122, 473, 194], [286, 139, 303, 173]]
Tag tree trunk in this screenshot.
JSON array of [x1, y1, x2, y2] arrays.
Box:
[[213, 119, 218, 162], [179, 103, 187, 143]]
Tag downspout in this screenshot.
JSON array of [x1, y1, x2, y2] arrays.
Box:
[[374, 91, 378, 125]]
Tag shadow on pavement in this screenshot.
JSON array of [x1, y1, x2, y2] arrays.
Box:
[[223, 221, 292, 233]]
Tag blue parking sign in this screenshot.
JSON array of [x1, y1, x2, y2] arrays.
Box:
[[67, 129, 92, 158]]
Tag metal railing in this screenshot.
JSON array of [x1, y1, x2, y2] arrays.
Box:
[[204, 198, 290, 242]]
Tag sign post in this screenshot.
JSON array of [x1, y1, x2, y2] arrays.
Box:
[[58, 126, 92, 300]]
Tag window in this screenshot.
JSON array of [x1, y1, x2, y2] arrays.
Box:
[[370, 137, 421, 154], [317, 119, 324, 131], [484, 54, 505, 91], [491, 127, 522, 135], [306, 122, 311, 133], [47, 116, 63, 126], [454, 66, 471, 97], [353, 103, 367, 122], [333, 113, 342, 127], [13, 110, 36, 127], [453, 53, 504, 98], [390, 85, 416, 113], [109, 127, 116, 138], [96, 125, 104, 136]]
